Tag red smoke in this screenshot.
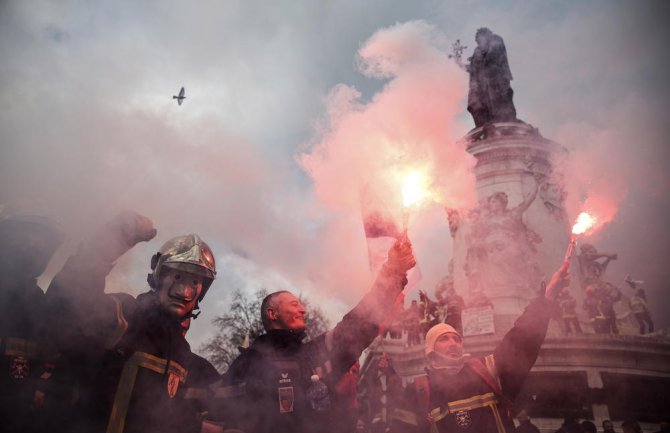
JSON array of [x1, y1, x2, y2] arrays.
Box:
[[299, 20, 476, 227]]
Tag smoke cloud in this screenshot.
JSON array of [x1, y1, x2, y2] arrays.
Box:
[[299, 21, 476, 215], [2, 1, 669, 349]]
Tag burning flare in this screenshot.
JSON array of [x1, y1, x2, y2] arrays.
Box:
[[564, 211, 597, 265], [400, 169, 430, 235], [401, 170, 429, 208], [571, 212, 597, 235]]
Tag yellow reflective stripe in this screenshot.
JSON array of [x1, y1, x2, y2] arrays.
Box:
[[490, 402, 507, 433], [4, 337, 38, 358], [107, 354, 141, 433], [105, 296, 129, 349], [392, 408, 419, 426], [106, 352, 187, 433], [429, 406, 448, 422], [448, 392, 497, 412], [428, 392, 499, 423], [132, 351, 187, 380], [484, 354, 502, 390]]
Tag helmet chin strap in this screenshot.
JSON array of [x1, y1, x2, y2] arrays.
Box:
[[185, 304, 201, 319]]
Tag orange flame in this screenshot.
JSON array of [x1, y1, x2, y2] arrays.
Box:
[[571, 212, 597, 235]]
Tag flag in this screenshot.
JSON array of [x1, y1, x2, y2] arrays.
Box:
[[360, 189, 421, 290]]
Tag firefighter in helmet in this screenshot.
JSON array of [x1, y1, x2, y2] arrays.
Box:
[[43, 211, 219, 433]]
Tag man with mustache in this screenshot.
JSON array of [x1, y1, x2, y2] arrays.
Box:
[[392, 261, 568, 433], [43, 211, 219, 433], [214, 237, 416, 433]]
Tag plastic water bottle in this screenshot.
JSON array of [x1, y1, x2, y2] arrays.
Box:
[[306, 374, 330, 411]]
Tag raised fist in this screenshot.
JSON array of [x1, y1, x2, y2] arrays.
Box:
[[112, 210, 157, 247], [87, 210, 156, 263], [387, 236, 416, 274]]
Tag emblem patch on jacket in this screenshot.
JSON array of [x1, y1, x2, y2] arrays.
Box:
[[167, 371, 180, 398], [9, 356, 29, 381], [278, 386, 295, 413], [455, 410, 472, 428]]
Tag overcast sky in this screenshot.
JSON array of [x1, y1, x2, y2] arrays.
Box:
[[2, 0, 669, 351]]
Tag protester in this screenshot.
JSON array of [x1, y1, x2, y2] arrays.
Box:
[[556, 287, 582, 334], [404, 300, 422, 347], [391, 259, 568, 433], [629, 288, 654, 334], [554, 417, 585, 433], [603, 419, 617, 433], [581, 420, 597, 433], [515, 410, 540, 433], [43, 211, 219, 433], [213, 237, 415, 433], [0, 212, 64, 433], [621, 420, 642, 433], [362, 353, 403, 433], [333, 361, 362, 433]]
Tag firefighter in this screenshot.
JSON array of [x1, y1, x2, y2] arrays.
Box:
[[213, 236, 415, 433], [43, 211, 218, 433], [391, 261, 568, 433], [0, 212, 64, 433]]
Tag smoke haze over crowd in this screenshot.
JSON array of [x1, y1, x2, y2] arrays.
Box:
[[1, 1, 669, 351]]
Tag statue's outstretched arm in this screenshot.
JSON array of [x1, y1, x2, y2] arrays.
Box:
[[514, 178, 540, 214]]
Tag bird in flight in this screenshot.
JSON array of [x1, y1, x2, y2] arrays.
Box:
[[173, 86, 186, 106]]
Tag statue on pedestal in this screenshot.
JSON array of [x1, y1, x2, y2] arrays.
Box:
[[578, 244, 617, 289], [465, 28, 518, 127], [578, 244, 621, 334]]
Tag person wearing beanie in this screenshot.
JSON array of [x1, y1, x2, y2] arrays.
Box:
[[391, 260, 569, 433]]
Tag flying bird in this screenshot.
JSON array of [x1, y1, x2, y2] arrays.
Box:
[[173, 86, 186, 106]]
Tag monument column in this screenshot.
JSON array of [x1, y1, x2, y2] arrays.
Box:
[[450, 122, 571, 318], [447, 27, 571, 324]]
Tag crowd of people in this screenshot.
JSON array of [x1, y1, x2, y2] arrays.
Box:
[[380, 284, 472, 347], [0, 208, 661, 433], [516, 416, 668, 433]]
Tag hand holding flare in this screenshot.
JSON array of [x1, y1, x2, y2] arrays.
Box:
[[546, 212, 597, 299]]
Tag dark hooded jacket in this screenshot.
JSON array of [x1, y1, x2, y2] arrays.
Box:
[[214, 264, 408, 433]]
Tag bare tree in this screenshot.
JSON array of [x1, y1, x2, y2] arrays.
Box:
[[200, 288, 331, 372]]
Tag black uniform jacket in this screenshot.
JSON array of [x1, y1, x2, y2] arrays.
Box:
[[43, 250, 217, 433], [214, 264, 408, 433], [394, 297, 555, 433]]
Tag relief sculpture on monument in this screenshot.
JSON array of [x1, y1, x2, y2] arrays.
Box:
[[464, 177, 543, 301]]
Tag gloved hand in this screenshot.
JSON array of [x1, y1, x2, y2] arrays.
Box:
[[114, 210, 157, 246], [386, 235, 416, 275], [86, 210, 157, 263], [545, 261, 570, 300]]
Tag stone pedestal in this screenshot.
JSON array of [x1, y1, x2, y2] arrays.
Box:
[[361, 121, 670, 429], [450, 121, 570, 319]]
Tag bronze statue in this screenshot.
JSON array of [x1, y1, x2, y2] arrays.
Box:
[[577, 243, 617, 289], [466, 28, 517, 127]]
